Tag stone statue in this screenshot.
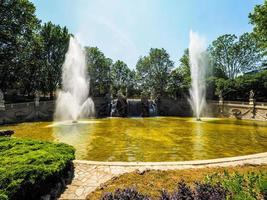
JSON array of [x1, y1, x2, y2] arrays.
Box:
[[0, 89, 5, 110], [116, 90, 128, 117], [141, 96, 149, 117], [34, 91, 40, 107], [218, 90, 223, 99], [249, 90, 254, 100], [0, 89, 3, 101], [218, 90, 223, 105]]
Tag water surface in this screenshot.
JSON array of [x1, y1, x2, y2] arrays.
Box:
[[2, 117, 267, 162]]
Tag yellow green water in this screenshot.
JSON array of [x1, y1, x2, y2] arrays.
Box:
[[2, 117, 267, 162]]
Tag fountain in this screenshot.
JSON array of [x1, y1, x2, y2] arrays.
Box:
[[188, 30, 208, 121], [54, 37, 95, 122]]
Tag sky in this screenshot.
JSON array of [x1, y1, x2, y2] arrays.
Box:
[[31, 0, 263, 69]]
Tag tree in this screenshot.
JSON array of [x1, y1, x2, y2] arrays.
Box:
[[209, 33, 263, 79], [166, 68, 185, 99], [18, 33, 44, 95], [249, 0, 267, 56], [110, 60, 131, 96], [215, 70, 267, 101], [136, 48, 174, 96], [85, 47, 112, 97], [0, 0, 40, 92], [39, 22, 70, 98]]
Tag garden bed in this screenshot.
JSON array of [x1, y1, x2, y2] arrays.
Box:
[[87, 164, 267, 200], [0, 137, 75, 200]]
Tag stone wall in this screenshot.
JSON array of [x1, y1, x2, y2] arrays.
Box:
[[157, 97, 267, 121], [0, 101, 54, 124], [157, 97, 192, 116], [211, 101, 267, 121], [0, 97, 108, 125], [0, 97, 266, 125]]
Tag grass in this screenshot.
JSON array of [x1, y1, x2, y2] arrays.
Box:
[[87, 165, 267, 200], [0, 137, 75, 200]]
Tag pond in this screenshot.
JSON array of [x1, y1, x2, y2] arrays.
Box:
[[3, 117, 267, 162]]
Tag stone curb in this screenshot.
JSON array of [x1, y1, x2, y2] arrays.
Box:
[[74, 152, 267, 166]]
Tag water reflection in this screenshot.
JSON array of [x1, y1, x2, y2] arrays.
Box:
[[5, 117, 267, 162]]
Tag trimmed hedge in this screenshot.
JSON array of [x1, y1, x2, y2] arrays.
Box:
[[0, 137, 75, 200]]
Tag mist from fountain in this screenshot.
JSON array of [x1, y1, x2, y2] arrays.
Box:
[[188, 30, 208, 121], [54, 37, 95, 122]]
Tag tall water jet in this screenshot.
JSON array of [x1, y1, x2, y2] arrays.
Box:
[[54, 37, 95, 122], [188, 30, 207, 121]]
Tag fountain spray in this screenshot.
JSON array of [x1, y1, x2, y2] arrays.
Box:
[[54, 37, 95, 122], [188, 30, 207, 121]]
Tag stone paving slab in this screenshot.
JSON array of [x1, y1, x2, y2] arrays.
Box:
[[59, 152, 267, 200]]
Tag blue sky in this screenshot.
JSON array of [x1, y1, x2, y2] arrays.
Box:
[[31, 0, 263, 69]]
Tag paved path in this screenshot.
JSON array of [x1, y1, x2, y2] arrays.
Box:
[[59, 152, 267, 200]]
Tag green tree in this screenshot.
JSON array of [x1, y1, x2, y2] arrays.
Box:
[[110, 60, 131, 96], [166, 68, 185, 99], [0, 0, 40, 92], [209, 33, 263, 79], [18, 33, 44, 95], [136, 48, 174, 96], [167, 49, 191, 99], [215, 70, 267, 101], [85, 47, 112, 97], [39, 22, 70, 98], [249, 0, 267, 56]]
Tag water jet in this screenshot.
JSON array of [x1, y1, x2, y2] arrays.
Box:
[[188, 30, 207, 121], [54, 37, 95, 122]]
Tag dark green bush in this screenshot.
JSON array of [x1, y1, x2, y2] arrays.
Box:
[[0, 137, 75, 200], [160, 181, 227, 200], [101, 188, 150, 200]]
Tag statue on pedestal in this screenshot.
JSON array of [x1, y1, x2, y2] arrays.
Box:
[[0, 89, 5, 110], [116, 90, 128, 117], [34, 91, 40, 107], [249, 90, 255, 105], [219, 90, 223, 105]]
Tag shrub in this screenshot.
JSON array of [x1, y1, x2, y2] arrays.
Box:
[[205, 171, 267, 200], [0, 137, 75, 200], [194, 182, 227, 200], [160, 181, 227, 200], [101, 188, 150, 200], [160, 181, 194, 200]]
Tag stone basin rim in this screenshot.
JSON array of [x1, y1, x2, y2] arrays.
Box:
[[74, 152, 267, 166]]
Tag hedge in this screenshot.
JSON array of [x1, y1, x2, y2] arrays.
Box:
[[0, 137, 75, 200]]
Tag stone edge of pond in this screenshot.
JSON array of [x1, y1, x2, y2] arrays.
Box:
[[74, 152, 267, 166], [60, 152, 267, 199]]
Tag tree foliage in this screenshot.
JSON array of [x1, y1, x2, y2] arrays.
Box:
[[85, 47, 112, 97], [136, 48, 174, 96], [110, 60, 137, 96], [215, 70, 267, 101], [209, 33, 263, 79], [0, 0, 40, 92], [39, 22, 70, 98], [249, 0, 267, 56]]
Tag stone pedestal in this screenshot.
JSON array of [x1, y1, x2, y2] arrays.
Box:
[[141, 97, 149, 117], [34, 92, 40, 120], [249, 90, 256, 118], [0, 90, 5, 111], [219, 98, 224, 115], [34, 93, 40, 107], [218, 91, 224, 115], [0, 100, 5, 111]]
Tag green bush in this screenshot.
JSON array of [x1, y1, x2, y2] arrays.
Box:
[[205, 170, 267, 200], [0, 137, 75, 200], [215, 70, 267, 101]]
